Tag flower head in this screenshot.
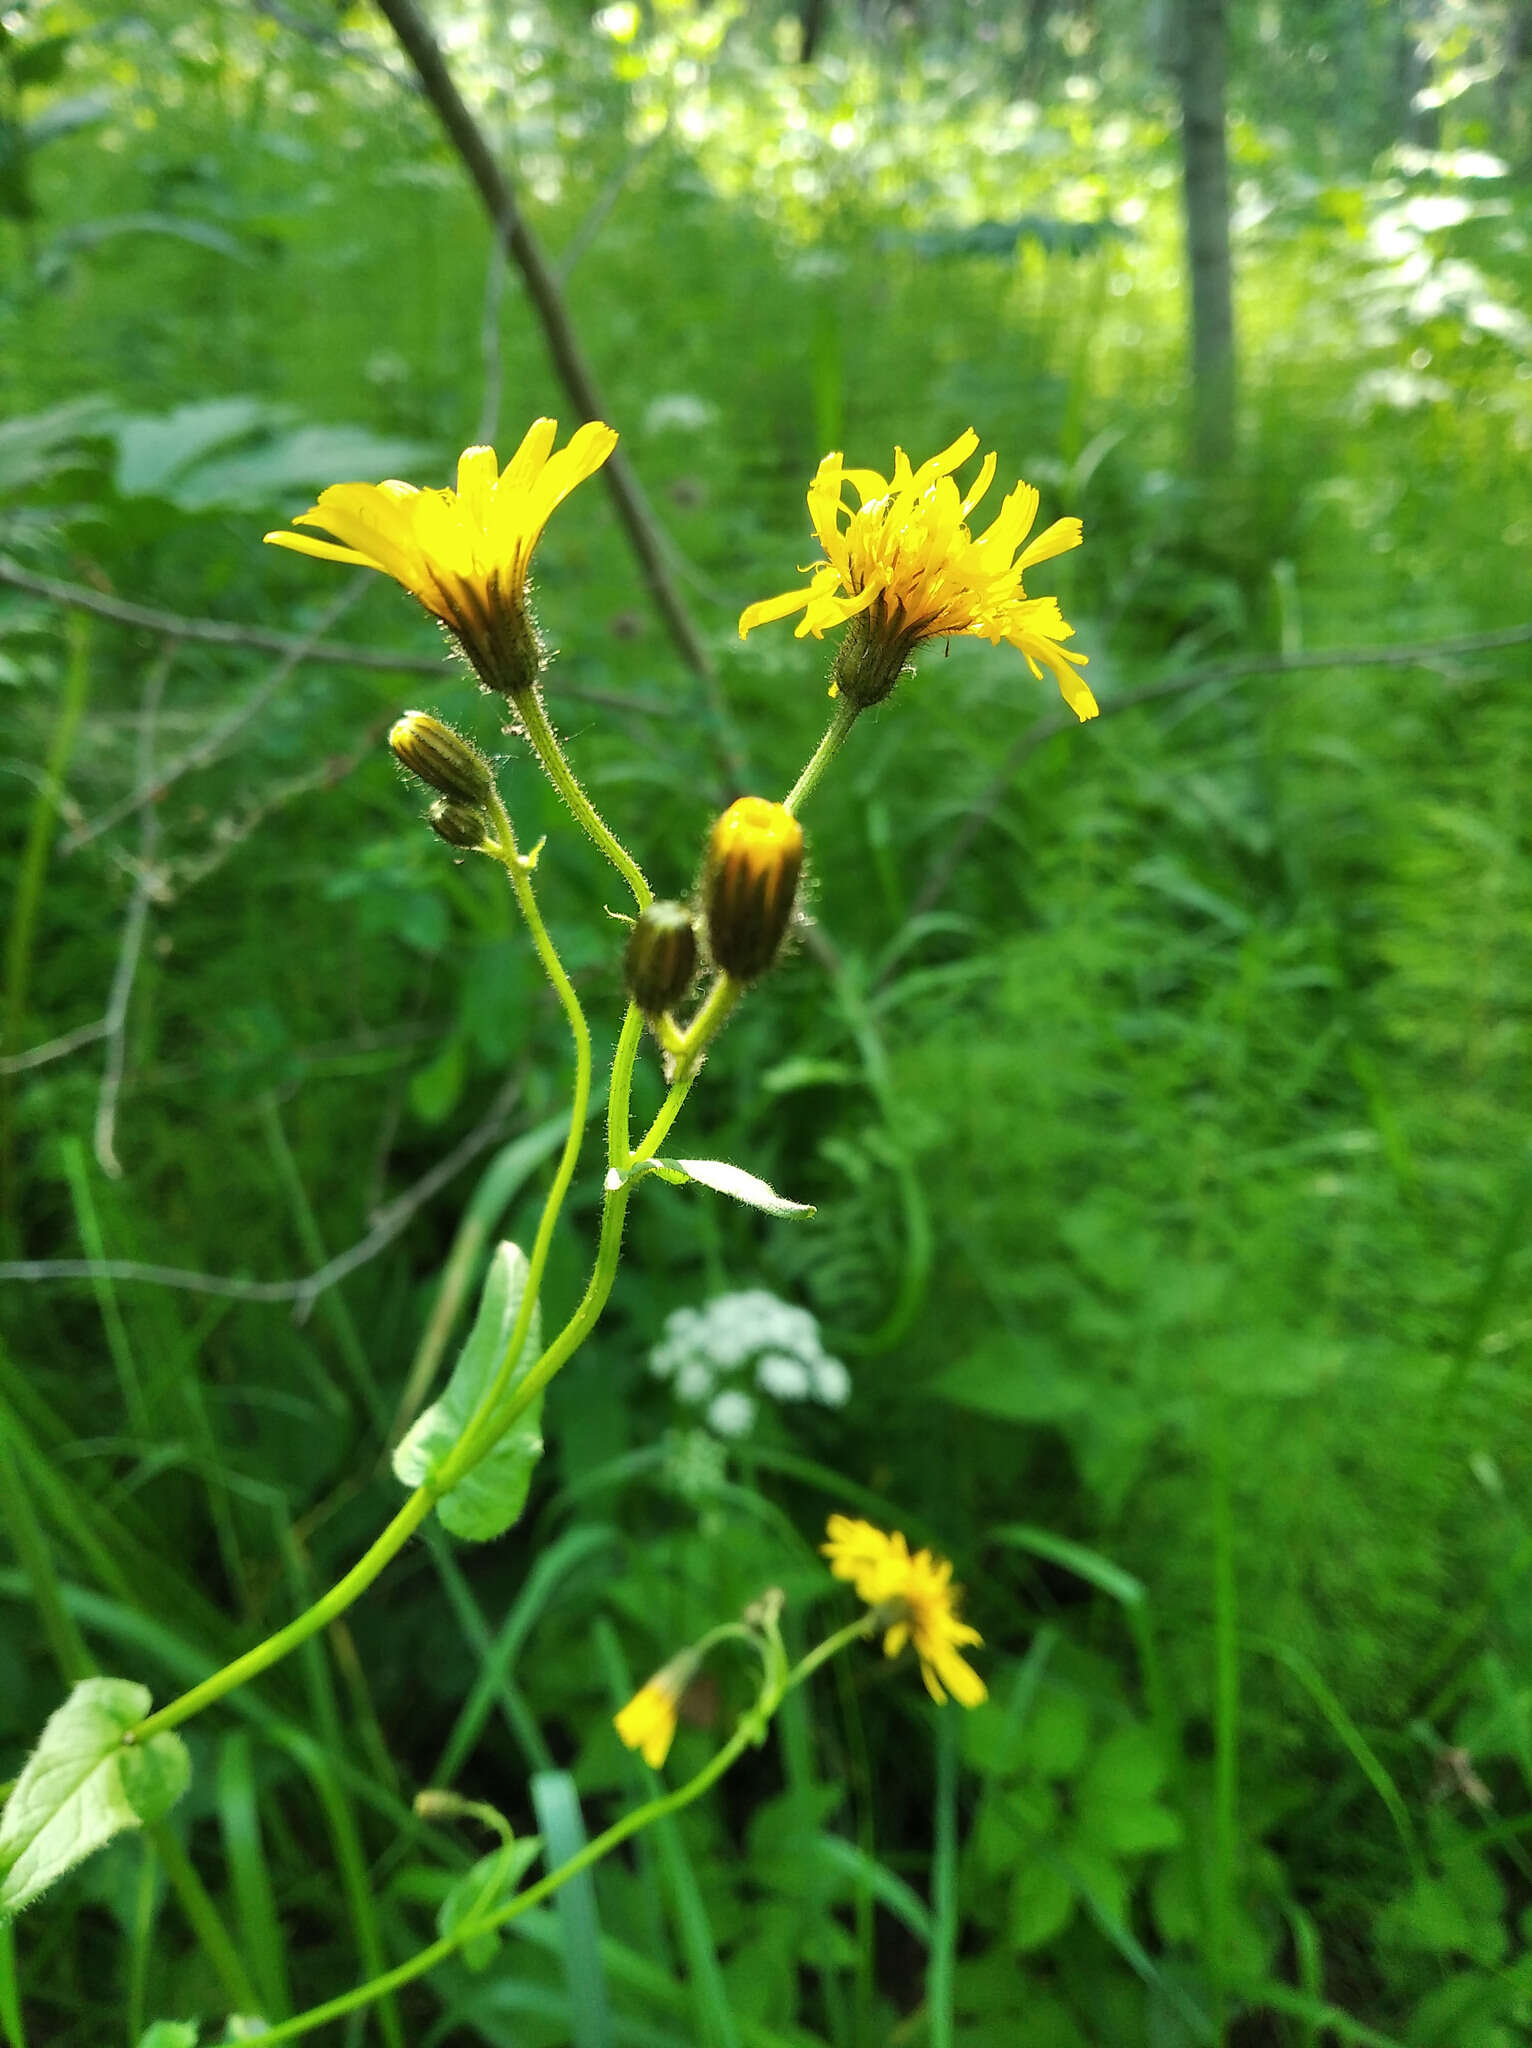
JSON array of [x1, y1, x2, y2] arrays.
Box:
[[739, 430, 1094, 721], [613, 1650, 699, 1768], [264, 419, 618, 698], [703, 796, 804, 982], [823, 1513, 987, 1707]]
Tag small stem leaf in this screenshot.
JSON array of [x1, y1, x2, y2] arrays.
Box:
[[137, 2026, 199, 2048], [0, 1680, 191, 1920], [393, 1242, 545, 1541], [609, 1154, 816, 1216], [436, 1838, 543, 1972], [666, 1157, 816, 1217]]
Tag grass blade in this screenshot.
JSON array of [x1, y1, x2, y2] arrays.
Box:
[[530, 1772, 615, 2048], [990, 1524, 1146, 1607], [217, 1731, 293, 2020]]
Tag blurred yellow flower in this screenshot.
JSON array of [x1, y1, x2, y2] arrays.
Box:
[[613, 1651, 697, 1768], [739, 429, 1095, 721], [823, 1513, 987, 1707], [264, 420, 617, 697]]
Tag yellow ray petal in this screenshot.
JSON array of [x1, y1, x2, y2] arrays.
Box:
[[960, 450, 997, 519], [504, 417, 559, 494], [1016, 516, 1084, 572], [739, 586, 813, 637], [263, 530, 379, 569], [455, 444, 500, 527]]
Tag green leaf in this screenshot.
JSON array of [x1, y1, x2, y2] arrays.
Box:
[[932, 1337, 1085, 1424], [1077, 1796, 1183, 1856], [8, 33, 71, 87], [1079, 1723, 1167, 1805], [1009, 1858, 1076, 1950], [974, 1781, 1058, 1875], [409, 1036, 465, 1125], [1028, 1691, 1091, 1780], [437, 1839, 542, 1971], [393, 1242, 544, 1541], [120, 1735, 192, 1827], [0, 1679, 191, 1919], [1063, 1841, 1132, 1930], [138, 2026, 199, 2048], [613, 1155, 815, 1217]]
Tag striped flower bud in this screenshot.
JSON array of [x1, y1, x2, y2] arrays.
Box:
[[703, 797, 804, 982], [389, 712, 496, 809], [624, 901, 698, 1015], [427, 798, 490, 849]]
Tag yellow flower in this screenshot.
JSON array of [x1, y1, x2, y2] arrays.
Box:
[[823, 1514, 987, 1707], [263, 419, 618, 697], [739, 429, 1095, 721], [613, 1651, 698, 1768]]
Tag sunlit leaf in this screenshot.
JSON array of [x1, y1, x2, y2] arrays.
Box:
[[0, 1680, 190, 1920], [394, 1241, 544, 1541]]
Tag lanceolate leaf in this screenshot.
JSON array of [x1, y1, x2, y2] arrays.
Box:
[[393, 1241, 545, 1541], [0, 1680, 191, 1920], [608, 1155, 815, 1217]]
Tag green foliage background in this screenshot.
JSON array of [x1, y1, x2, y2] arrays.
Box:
[[2, 0, 1531, 2041]]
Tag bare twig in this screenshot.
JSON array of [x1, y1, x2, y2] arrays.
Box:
[[0, 1082, 520, 1314], [552, 132, 663, 285], [0, 1014, 109, 1076], [371, 0, 722, 697], [94, 653, 170, 1176], [0, 560, 680, 725], [60, 579, 369, 854], [900, 623, 1532, 939], [160, 728, 384, 900]]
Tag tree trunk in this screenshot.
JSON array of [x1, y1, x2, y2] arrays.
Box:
[[1393, 1, 1439, 147], [798, 0, 831, 65], [1174, 0, 1236, 469], [1494, 0, 1532, 163]]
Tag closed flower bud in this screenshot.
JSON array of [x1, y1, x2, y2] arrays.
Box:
[[624, 901, 698, 1015], [427, 798, 490, 848], [703, 797, 804, 982], [389, 712, 496, 809]]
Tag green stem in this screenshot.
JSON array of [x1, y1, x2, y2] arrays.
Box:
[[782, 696, 860, 815], [437, 793, 591, 1484], [516, 688, 652, 910], [653, 974, 740, 1114], [440, 978, 737, 1461], [127, 1486, 436, 1744], [128, 871, 728, 1748], [204, 1619, 872, 2044], [607, 1002, 644, 1176]]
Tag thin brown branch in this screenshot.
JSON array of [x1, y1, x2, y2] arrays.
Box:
[[0, 559, 680, 725], [60, 580, 368, 853], [370, 0, 726, 706], [0, 1084, 519, 1313], [94, 653, 171, 1176], [901, 622, 1532, 939]]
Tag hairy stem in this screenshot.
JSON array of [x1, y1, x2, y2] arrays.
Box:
[[783, 695, 861, 815], [516, 688, 652, 910]]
